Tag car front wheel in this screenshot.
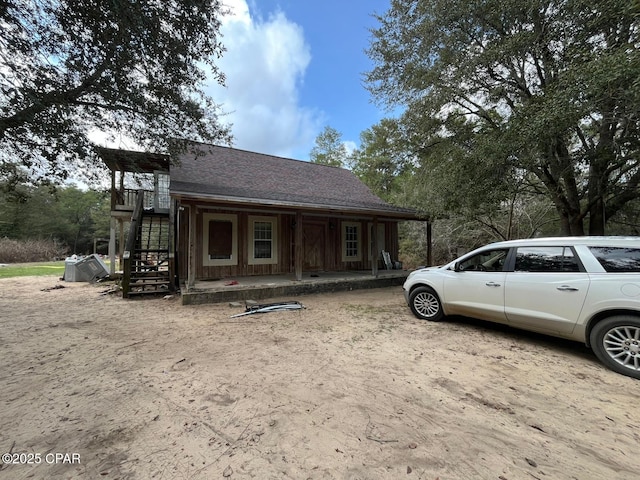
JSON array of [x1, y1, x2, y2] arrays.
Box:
[[409, 286, 444, 321], [590, 315, 640, 380]]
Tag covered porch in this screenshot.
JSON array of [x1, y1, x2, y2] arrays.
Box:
[[180, 269, 409, 305]]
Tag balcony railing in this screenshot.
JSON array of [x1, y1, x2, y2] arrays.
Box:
[[112, 188, 155, 211]]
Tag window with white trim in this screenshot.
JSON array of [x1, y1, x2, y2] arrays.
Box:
[[249, 216, 278, 265], [203, 213, 237, 266], [341, 221, 362, 262]]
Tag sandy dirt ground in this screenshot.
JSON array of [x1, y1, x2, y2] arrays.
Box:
[[0, 276, 639, 480]]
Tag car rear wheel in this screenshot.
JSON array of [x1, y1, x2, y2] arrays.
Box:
[[590, 315, 640, 380], [409, 286, 444, 321]]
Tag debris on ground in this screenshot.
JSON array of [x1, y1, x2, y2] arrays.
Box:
[[41, 285, 66, 292], [230, 300, 305, 318], [99, 285, 122, 296]]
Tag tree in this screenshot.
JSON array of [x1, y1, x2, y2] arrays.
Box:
[[56, 187, 109, 253], [0, 183, 58, 240], [350, 119, 411, 202], [366, 0, 640, 235], [0, 0, 231, 185], [310, 126, 349, 167], [0, 183, 110, 253]]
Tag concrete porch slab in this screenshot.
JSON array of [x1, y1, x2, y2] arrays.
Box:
[[180, 270, 409, 305]]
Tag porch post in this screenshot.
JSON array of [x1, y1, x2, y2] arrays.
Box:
[[108, 217, 116, 275], [168, 198, 175, 291], [188, 205, 197, 289], [295, 210, 303, 281], [118, 218, 125, 270], [119, 170, 125, 199], [372, 216, 379, 278], [110, 170, 116, 211]]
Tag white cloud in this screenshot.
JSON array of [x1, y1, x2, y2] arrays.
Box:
[[343, 140, 358, 156], [208, 0, 324, 160]]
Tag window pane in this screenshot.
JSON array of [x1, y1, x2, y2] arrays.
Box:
[[515, 247, 578, 272], [560, 249, 580, 272], [254, 221, 272, 259], [254, 240, 272, 258], [254, 221, 272, 240], [589, 247, 640, 272], [459, 249, 508, 272], [209, 220, 233, 259], [345, 225, 358, 257]]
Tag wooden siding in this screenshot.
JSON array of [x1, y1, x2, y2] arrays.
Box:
[[177, 201, 400, 282]]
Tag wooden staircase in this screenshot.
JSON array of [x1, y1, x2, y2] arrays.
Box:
[[122, 192, 173, 298]]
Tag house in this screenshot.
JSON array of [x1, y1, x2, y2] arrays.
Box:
[[99, 142, 424, 303]]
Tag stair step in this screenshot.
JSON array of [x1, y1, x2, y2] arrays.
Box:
[[130, 278, 171, 287], [130, 277, 171, 286], [141, 211, 170, 217], [127, 288, 170, 297], [130, 275, 170, 282]]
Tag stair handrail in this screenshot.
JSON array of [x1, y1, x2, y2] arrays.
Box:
[[121, 190, 145, 298]]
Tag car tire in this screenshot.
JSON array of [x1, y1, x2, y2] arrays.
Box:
[[409, 286, 444, 321], [590, 315, 640, 380]]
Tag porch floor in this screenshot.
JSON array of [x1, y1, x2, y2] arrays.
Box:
[[180, 270, 410, 305]]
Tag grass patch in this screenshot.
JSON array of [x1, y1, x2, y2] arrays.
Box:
[[0, 261, 66, 279]]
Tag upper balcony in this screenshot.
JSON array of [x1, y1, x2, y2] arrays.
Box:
[[96, 147, 171, 215]]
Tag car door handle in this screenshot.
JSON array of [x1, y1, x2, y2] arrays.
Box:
[[485, 282, 501, 287], [557, 285, 579, 291]]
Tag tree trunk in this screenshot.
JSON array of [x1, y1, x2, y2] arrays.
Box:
[[588, 197, 606, 235], [556, 206, 585, 236], [570, 217, 585, 236], [535, 137, 586, 236]]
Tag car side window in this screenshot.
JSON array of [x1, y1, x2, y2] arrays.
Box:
[[458, 248, 509, 272], [514, 246, 580, 272], [588, 247, 640, 272]]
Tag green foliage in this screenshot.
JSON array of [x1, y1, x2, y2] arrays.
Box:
[[55, 187, 110, 252], [366, 0, 640, 236], [350, 119, 412, 203], [0, 183, 110, 254], [0, 0, 231, 185], [310, 126, 349, 167]]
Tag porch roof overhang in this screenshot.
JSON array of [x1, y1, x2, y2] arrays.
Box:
[[96, 147, 170, 173], [171, 186, 422, 221]]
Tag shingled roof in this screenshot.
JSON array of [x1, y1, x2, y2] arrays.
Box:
[[170, 143, 419, 219]]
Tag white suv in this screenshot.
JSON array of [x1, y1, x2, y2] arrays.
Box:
[[403, 236, 640, 379]]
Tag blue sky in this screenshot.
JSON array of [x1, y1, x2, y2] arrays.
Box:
[[205, 0, 393, 161]]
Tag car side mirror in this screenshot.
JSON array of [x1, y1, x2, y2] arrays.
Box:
[[454, 262, 463, 272]]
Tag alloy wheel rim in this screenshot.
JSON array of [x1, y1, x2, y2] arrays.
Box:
[[415, 292, 439, 318], [603, 325, 640, 371]]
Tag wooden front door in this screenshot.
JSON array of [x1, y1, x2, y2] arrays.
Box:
[[303, 222, 325, 271]]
